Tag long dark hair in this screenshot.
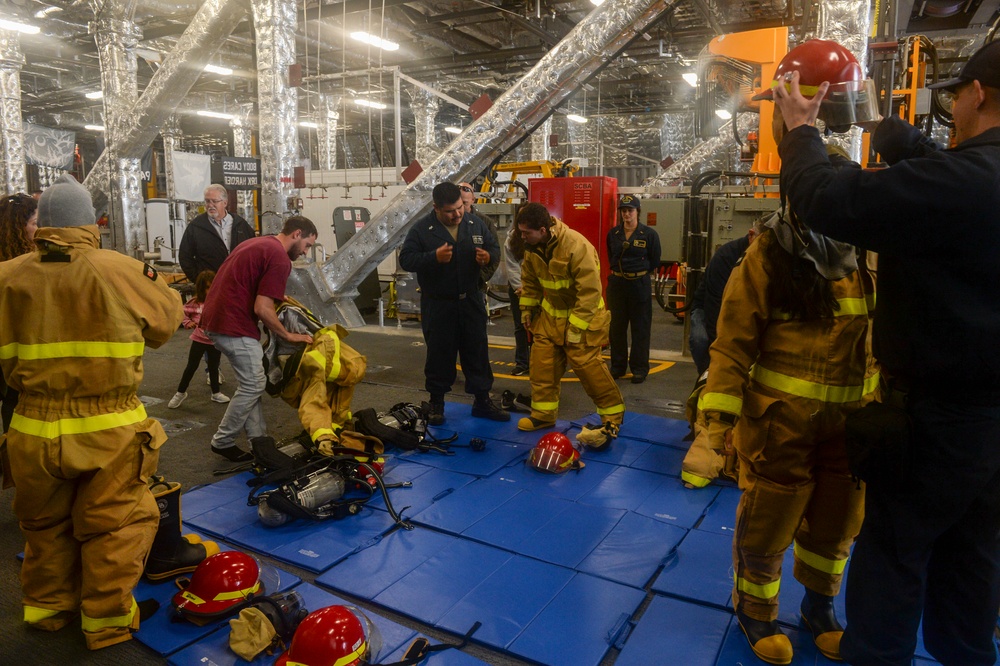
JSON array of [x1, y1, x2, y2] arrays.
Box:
[[0, 193, 37, 261], [194, 270, 216, 303], [760, 229, 839, 320]]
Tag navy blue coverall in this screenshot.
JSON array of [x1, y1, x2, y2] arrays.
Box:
[[606, 222, 661, 379], [399, 209, 501, 401]]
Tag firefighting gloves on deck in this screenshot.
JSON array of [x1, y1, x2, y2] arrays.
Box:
[[144, 477, 220, 582], [575, 421, 619, 451], [229, 591, 308, 661]]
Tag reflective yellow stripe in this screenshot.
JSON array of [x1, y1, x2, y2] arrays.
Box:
[[24, 605, 63, 623], [520, 296, 540, 307], [306, 349, 324, 367], [794, 541, 848, 575], [698, 392, 743, 416], [532, 400, 559, 411], [736, 574, 781, 600], [680, 471, 712, 488], [771, 80, 821, 96], [11, 404, 148, 439], [597, 403, 625, 416], [770, 297, 869, 320], [0, 340, 145, 360], [287, 641, 368, 666], [541, 299, 569, 319], [81, 598, 137, 631], [752, 366, 880, 403], [312, 428, 337, 442], [539, 277, 571, 290], [323, 331, 342, 381], [568, 314, 590, 331], [214, 581, 261, 601]]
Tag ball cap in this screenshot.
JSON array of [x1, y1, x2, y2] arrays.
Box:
[[927, 40, 1000, 92], [618, 194, 640, 210]]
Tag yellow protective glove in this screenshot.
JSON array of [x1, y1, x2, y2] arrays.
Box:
[[229, 607, 277, 661], [566, 326, 582, 345], [705, 417, 734, 454]]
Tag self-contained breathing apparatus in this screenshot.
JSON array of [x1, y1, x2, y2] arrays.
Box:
[[354, 402, 459, 453]]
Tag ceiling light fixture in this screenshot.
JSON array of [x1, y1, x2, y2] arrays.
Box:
[[204, 64, 234, 76], [0, 19, 41, 34], [444, 126, 462, 135], [84, 124, 105, 132], [682, 72, 698, 87], [85, 90, 103, 100], [34, 6, 62, 18], [350, 31, 399, 51], [715, 109, 733, 120], [567, 114, 588, 124], [299, 121, 319, 129], [589, 0, 606, 5], [197, 110, 235, 120], [354, 99, 388, 110]]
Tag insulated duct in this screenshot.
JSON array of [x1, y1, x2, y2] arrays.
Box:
[[317, 94, 339, 171], [816, 0, 871, 161], [313, 0, 678, 327], [659, 111, 697, 164], [409, 87, 441, 166], [645, 114, 752, 185], [231, 102, 255, 224], [160, 114, 181, 200], [0, 30, 28, 195], [82, 0, 249, 212], [530, 116, 553, 161], [251, 0, 298, 235]]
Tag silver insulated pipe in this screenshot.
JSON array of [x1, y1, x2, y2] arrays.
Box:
[[0, 30, 28, 195]]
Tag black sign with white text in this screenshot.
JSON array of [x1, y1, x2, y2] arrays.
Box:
[[211, 156, 261, 190]]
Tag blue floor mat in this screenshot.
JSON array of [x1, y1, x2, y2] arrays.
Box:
[[651, 528, 734, 609], [634, 477, 720, 529], [395, 435, 532, 477], [485, 458, 618, 502], [181, 472, 255, 520], [372, 461, 479, 518], [575, 429, 653, 467], [576, 465, 671, 511], [507, 572, 646, 666], [461, 490, 578, 552], [182, 495, 261, 540], [316, 526, 456, 601], [616, 595, 731, 666], [628, 442, 686, 477], [696, 485, 741, 534], [166, 583, 417, 666], [715, 614, 841, 665], [572, 411, 691, 449], [133, 556, 300, 657], [409, 477, 523, 534], [576, 512, 687, 589], [382, 640, 489, 665], [511, 502, 626, 569]]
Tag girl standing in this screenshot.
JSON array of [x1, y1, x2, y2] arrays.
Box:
[[169, 270, 230, 408]]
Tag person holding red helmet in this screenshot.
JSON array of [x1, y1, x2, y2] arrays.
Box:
[[699, 39, 878, 665], [773, 38, 1000, 666]]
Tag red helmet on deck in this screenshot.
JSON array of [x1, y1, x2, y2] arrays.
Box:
[[275, 605, 383, 666], [529, 432, 584, 473], [171, 551, 263, 622]]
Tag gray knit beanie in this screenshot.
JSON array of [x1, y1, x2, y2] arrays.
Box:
[[37, 173, 96, 228]]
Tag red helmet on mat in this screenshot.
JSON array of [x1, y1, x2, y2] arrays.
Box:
[[275, 605, 383, 666], [754, 39, 879, 130], [529, 432, 584, 473], [171, 551, 263, 621]]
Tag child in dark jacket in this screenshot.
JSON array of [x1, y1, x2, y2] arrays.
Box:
[[168, 270, 230, 408]]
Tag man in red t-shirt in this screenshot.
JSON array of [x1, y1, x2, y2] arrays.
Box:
[[201, 216, 318, 461]]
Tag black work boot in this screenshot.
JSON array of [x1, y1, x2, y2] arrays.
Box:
[[801, 588, 844, 661], [736, 609, 793, 665], [144, 477, 220, 582], [427, 397, 446, 426], [472, 394, 511, 422]]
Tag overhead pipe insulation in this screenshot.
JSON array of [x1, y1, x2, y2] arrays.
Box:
[[251, 0, 299, 235], [0, 30, 27, 195], [530, 116, 553, 162], [82, 0, 249, 212], [409, 87, 442, 166], [160, 114, 182, 200], [307, 0, 679, 327], [317, 95, 339, 171], [645, 113, 754, 186], [231, 102, 255, 224], [816, 0, 871, 161]]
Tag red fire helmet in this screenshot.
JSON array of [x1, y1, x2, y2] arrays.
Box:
[[529, 432, 584, 473], [171, 551, 263, 621], [275, 605, 383, 666]]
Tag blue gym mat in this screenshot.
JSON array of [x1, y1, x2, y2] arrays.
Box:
[[181, 472, 255, 520], [651, 528, 734, 609], [486, 457, 619, 502], [395, 435, 532, 476], [408, 477, 523, 535], [576, 465, 671, 511], [182, 495, 261, 540], [696, 485, 742, 534], [574, 429, 654, 467], [572, 411, 691, 448], [628, 441, 687, 476], [615, 595, 732, 666], [166, 583, 418, 666], [576, 511, 687, 589], [371, 460, 479, 518], [634, 476, 721, 529]]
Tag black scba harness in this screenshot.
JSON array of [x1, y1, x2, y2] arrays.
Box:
[[246, 436, 412, 529], [354, 402, 458, 453]]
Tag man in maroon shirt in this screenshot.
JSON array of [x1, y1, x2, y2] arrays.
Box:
[[201, 216, 318, 461]]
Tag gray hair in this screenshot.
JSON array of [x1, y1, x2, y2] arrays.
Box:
[[204, 184, 228, 201]]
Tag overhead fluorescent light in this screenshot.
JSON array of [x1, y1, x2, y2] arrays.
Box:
[[84, 124, 105, 132], [590, 0, 605, 5], [0, 19, 41, 34], [715, 109, 732, 120], [567, 114, 588, 124], [197, 110, 235, 120], [354, 99, 388, 110], [204, 64, 233, 76], [350, 31, 399, 51], [682, 72, 698, 87], [299, 121, 319, 129], [85, 90, 103, 100], [34, 6, 62, 18], [444, 126, 462, 135]]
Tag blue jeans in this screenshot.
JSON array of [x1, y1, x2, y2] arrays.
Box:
[[207, 333, 266, 449]]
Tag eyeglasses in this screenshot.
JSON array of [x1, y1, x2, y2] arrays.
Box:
[[204, 198, 226, 204], [459, 186, 473, 193]]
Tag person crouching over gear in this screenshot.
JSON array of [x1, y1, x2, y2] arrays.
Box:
[[263, 298, 367, 452], [515, 203, 625, 449], [698, 59, 879, 663], [0, 174, 184, 649], [606, 194, 661, 384]]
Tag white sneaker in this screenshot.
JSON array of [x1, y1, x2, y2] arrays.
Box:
[[206, 370, 224, 385], [211, 392, 230, 404], [168, 392, 187, 409]]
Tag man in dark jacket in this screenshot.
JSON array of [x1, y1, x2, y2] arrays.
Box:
[[399, 182, 508, 426], [773, 40, 1000, 666], [179, 184, 255, 282]]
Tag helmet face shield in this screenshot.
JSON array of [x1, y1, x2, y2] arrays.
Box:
[[818, 79, 880, 131], [528, 433, 583, 473]]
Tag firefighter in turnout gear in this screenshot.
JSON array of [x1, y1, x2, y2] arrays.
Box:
[[0, 174, 183, 649], [699, 104, 878, 664], [515, 203, 625, 442]]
